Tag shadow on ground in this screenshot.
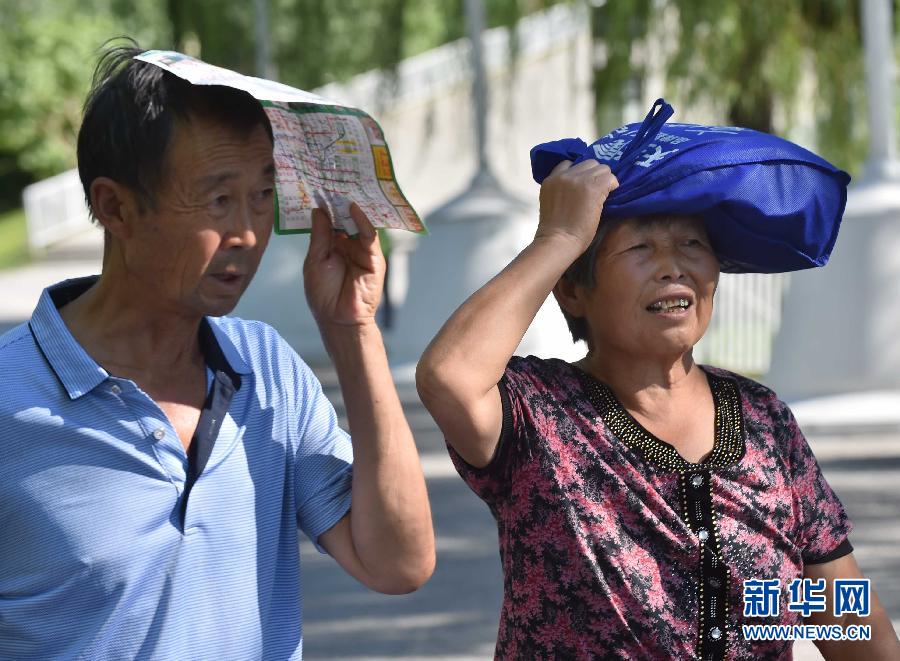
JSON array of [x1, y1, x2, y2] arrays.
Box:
[[302, 372, 900, 659], [815, 448, 900, 618], [299, 395, 503, 659]]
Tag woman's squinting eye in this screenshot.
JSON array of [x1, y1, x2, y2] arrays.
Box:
[[683, 237, 706, 248]]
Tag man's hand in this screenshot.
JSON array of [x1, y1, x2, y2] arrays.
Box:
[[535, 159, 619, 252], [303, 204, 385, 328]]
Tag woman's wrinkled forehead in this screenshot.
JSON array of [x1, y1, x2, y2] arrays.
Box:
[[598, 214, 707, 250], [561, 213, 713, 290]]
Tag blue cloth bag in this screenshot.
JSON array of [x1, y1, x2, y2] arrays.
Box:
[[530, 99, 850, 273]]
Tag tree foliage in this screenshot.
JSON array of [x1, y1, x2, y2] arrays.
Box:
[[170, 0, 547, 89], [0, 0, 169, 207], [1, 0, 895, 210], [591, 0, 896, 174], [0, 0, 556, 209]]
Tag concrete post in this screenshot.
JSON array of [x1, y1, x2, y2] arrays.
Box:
[[766, 0, 900, 400], [389, 180, 585, 368], [465, 0, 491, 180], [390, 0, 585, 367], [861, 0, 899, 180]]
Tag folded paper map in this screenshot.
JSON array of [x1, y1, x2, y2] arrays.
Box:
[[136, 50, 425, 236]]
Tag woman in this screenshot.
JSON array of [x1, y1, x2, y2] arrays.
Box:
[[415, 155, 900, 659]]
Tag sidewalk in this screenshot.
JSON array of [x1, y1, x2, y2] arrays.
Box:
[[0, 227, 102, 335], [304, 375, 900, 660], [1, 231, 897, 659]]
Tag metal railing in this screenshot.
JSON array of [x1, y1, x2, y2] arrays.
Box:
[[22, 169, 92, 253], [695, 273, 790, 376]]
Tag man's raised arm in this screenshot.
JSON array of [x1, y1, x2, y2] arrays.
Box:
[[305, 205, 435, 594]]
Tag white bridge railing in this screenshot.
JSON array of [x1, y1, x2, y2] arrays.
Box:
[[22, 168, 92, 252], [695, 273, 791, 376]]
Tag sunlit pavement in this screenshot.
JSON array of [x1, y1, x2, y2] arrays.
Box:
[[0, 228, 102, 336], [304, 366, 900, 660], [1, 236, 897, 659]]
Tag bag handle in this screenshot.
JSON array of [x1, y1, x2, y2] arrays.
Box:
[[612, 98, 674, 175]]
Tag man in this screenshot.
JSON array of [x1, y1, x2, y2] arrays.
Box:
[[0, 44, 434, 659]]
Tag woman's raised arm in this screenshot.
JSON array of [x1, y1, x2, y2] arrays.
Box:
[[415, 160, 618, 467]]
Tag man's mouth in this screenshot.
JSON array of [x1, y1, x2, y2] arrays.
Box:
[[211, 273, 244, 285], [646, 298, 692, 313]]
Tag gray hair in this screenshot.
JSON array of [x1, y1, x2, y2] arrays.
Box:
[[557, 217, 626, 343]]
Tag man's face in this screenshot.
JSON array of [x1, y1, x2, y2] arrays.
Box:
[[123, 116, 275, 318]]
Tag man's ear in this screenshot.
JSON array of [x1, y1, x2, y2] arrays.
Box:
[[89, 177, 141, 241], [552, 276, 587, 318]]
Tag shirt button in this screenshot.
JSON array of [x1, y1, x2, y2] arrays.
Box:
[[698, 528, 709, 542], [152, 428, 165, 440], [691, 474, 704, 488], [709, 626, 723, 640], [109, 384, 122, 395]]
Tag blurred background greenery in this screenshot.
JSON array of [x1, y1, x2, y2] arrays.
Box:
[[0, 0, 896, 216]]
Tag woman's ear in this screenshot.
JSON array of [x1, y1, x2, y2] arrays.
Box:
[[89, 177, 140, 241], [552, 276, 587, 318]]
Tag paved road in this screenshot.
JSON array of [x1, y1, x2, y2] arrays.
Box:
[[299, 376, 501, 660], [1, 237, 897, 659], [300, 371, 900, 660]]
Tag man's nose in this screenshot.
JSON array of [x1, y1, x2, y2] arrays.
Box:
[[224, 203, 259, 250]]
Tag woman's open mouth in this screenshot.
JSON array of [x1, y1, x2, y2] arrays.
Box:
[[646, 298, 692, 315]]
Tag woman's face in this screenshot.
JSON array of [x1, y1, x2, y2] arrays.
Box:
[[577, 216, 720, 360]]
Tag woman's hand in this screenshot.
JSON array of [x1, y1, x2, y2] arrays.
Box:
[[417, 160, 618, 469], [535, 159, 619, 253], [303, 203, 385, 330]]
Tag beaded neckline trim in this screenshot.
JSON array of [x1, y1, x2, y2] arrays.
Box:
[[576, 367, 746, 473]]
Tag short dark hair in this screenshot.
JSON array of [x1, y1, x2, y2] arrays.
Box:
[[77, 39, 273, 217]]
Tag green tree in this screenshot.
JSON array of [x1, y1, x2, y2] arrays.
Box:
[[0, 0, 169, 209], [591, 0, 887, 174], [3, 0, 893, 211], [0, 0, 565, 209], [170, 0, 550, 90]]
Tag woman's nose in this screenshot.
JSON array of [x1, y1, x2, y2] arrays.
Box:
[[653, 247, 686, 281]]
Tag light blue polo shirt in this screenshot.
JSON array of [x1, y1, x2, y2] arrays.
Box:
[[0, 277, 353, 660]]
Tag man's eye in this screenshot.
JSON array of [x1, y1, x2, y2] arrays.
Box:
[[250, 188, 275, 207], [628, 243, 648, 251], [212, 195, 230, 207]]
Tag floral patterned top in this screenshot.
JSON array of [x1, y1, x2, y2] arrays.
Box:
[[448, 356, 852, 660]]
